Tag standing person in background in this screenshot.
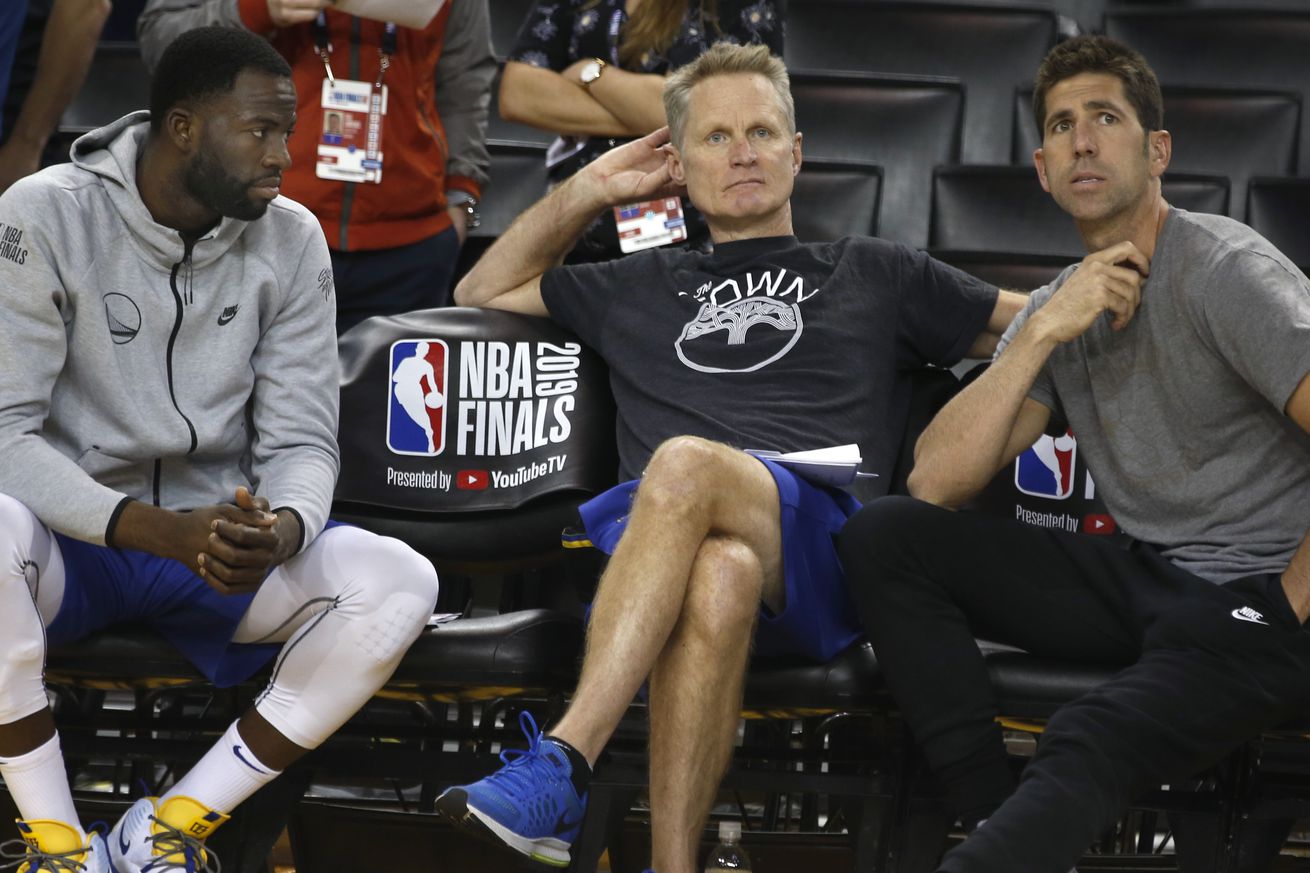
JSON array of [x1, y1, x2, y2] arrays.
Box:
[[502, 0, 783, 261], [0, 0, 112, 193], [138, 0, 495, 333]]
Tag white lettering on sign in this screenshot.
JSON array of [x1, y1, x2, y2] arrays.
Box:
[[454, 341, 581, 456]]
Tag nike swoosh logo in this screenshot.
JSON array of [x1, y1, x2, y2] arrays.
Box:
[[118, 824, 132, 855], [554, 808, 584, 836], [1231, 608, 1270, 626], [217, 313, 237, 326], [233, 744, 271, 775]]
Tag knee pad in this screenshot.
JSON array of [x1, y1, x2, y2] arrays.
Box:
[[346, 537, 438, 666]]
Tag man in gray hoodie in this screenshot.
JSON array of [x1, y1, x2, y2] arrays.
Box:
[[0, 26, 439, 873]]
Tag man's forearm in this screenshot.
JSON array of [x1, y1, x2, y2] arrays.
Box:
[[6, 0, 110, 155], [909, 319, 1057, 507], [454, 170, 608, 307], [1280, 530, 1310, 623], [110, 500, 183, 558]]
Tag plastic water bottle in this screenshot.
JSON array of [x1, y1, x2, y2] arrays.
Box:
[[704, 820, 752, 872]]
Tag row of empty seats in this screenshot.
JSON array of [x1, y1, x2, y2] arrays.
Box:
[[42, 4, 1310, 262], [471, 141, 1310, 275]]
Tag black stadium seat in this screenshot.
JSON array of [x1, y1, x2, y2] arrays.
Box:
[[1247, 177, 1310, 272], [333, 306, 617, 573], [791, 158, 883, 243], [453, 141, 549, 280], [792, 71, 964, 248], [784, 1, 1058, 165], [932, 164, 1083, 258], [470, 141, 549, 239], [1104, 9, 1310, 173], [930, 164, 1229, 258], [57, 42, 150, 139], [1013, 86, 1300, 221], [490, 0, 535, 60], [931, 250, 1071, 292]]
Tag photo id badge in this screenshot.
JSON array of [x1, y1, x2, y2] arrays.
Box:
[[316, 78, 388, 184], [614, 197, 688, 253]]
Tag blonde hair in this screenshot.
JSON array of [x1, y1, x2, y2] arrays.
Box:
[[663, 43, 793, 148]]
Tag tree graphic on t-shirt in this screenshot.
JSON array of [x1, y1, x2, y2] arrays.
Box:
[[684, 299, 798, 345]]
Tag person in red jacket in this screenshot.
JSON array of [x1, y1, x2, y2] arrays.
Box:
[[139, 0, 495, 333]]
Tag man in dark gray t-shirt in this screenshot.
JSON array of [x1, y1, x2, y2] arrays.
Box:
[[432, 42, 1021, 873], [840, 35, 1310, 873]]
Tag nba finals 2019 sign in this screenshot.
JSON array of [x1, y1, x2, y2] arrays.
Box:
[[334, 310, 616, 512]]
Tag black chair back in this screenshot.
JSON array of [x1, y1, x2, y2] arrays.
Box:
[[785, 1, 1057, 164], [791, 158, 883, 243], [334, 307, 618, 569], [793, 71, 963, 248], [1247, 177, 1310, 273]]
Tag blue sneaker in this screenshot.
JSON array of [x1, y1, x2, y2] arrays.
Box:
[[435, 711, 587, 868]]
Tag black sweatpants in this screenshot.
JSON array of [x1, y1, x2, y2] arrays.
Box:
[[837, 496, 1310, 873]]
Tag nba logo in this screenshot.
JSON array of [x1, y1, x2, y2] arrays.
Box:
[[1014, 431, 1077, 500], [386, 339, 449, 456]]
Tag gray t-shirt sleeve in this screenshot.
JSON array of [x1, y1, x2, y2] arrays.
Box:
[[1197, 250, 1310, 414], [994, 268, 1075, 416]]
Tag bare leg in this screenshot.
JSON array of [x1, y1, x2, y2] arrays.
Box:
[[233, 710, 306, 771], [649, 536, 777, 873], [550, 437, 783, 763], [0, 709, 55, 758]]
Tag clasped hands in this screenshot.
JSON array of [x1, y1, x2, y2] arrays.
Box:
[[185, 486, 300, 595]]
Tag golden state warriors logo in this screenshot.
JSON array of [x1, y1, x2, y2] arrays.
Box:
[[674, 268, 817, 374]]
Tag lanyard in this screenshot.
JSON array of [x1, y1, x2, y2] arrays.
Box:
[[313, 14, 397, 86], [366, 23, 397, 166]]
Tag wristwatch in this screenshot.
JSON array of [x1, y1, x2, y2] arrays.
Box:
[[447, 191, 481, 230], [580, 58, 607, 89]]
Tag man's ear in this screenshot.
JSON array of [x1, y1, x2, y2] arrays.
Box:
[[1148, 129, 1172, 178], [666, 142, 685, 185], [167, 107, 199, 154], [1033, 148, 1051, 193], [792, 131, 803, 177]]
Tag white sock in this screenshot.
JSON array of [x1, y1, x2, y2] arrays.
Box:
[[0, 733, 83, 837], [163, 721, 281, 815]]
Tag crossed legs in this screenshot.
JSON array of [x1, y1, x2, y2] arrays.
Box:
[[548, 436, 784, 873]]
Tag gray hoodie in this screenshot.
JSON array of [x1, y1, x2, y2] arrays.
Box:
[[0, 112, 339, 547]]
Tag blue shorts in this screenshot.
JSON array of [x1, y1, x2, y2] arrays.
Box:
[[577, 458, 864, 662], [43, 525, 350, 688]]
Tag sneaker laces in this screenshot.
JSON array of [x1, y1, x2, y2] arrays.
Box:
[[484, 711, 564, 798], [143, 816, 221, 873], [0, 838, 89, 872]]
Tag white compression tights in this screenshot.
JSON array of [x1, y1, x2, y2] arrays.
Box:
[[236, 524, 439, 748], [0, 494, 439, 749], [0, 494, 66, 726]]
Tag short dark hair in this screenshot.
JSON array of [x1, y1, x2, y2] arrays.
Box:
[[149, 26, 292, 132], [1032, 36, 1163, 137]]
